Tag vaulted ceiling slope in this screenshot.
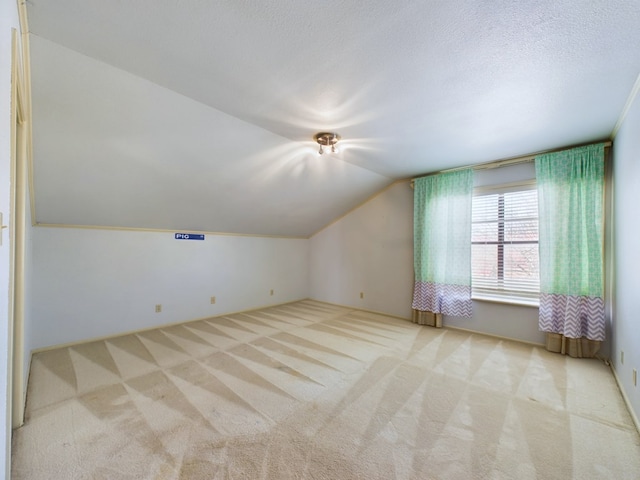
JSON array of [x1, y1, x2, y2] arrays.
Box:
[[26, 1, 640, 237]]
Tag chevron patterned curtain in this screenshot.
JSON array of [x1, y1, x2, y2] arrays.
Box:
[[535, 144, 605, 357], [412, 169, 473, 324]]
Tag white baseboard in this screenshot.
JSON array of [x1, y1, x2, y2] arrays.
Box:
[[610, 363, 640, 435], [30, 298, 308, 354]]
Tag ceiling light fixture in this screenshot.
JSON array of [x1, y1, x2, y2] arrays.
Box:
[[314, 132, 341, 155]]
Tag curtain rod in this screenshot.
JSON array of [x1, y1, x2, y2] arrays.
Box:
[[409, 139, 612, 184]]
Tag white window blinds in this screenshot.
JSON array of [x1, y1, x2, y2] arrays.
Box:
[[471, 184, 539, 302]]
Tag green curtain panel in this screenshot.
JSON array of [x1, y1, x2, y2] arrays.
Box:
[[412, 169, 473, 317], [535, 143, 605, 341]]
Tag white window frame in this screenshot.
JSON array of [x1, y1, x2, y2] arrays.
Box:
[[471, 180, 539, 307]]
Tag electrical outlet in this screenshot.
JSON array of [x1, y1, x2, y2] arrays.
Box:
[[210, 296, 216, 304], [634, 369, 637, 387], [270, 289, 274, 296], [621, 350, 624, 364], [360, 292, 364, 299], [155, 304, 162, 313]]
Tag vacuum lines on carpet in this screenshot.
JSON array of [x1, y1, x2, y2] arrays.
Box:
[[12, 300, 640, 479]]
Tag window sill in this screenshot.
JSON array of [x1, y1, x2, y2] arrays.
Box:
[[471, 294, 539, 308]]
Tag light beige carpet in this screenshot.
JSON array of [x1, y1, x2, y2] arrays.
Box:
[[11, 300, 640, 479]]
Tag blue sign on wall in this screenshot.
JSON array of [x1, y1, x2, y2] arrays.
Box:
[[175, 233, 205, 241]]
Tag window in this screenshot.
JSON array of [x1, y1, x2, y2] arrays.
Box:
[[471, 183, 539, 304]]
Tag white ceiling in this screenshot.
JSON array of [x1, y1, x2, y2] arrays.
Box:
[[26, 0, 640, 236]]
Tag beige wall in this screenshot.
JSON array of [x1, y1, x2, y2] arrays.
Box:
[[310, 181, 414, 318], [309, 176, 545, 346], [612, 79, 640, 426], [30, 227, 309, 349]]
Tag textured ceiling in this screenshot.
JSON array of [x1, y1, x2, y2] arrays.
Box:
[[26, 0, 640, 236]]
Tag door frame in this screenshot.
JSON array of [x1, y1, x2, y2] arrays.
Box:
[[9, 25, 29, 429]]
